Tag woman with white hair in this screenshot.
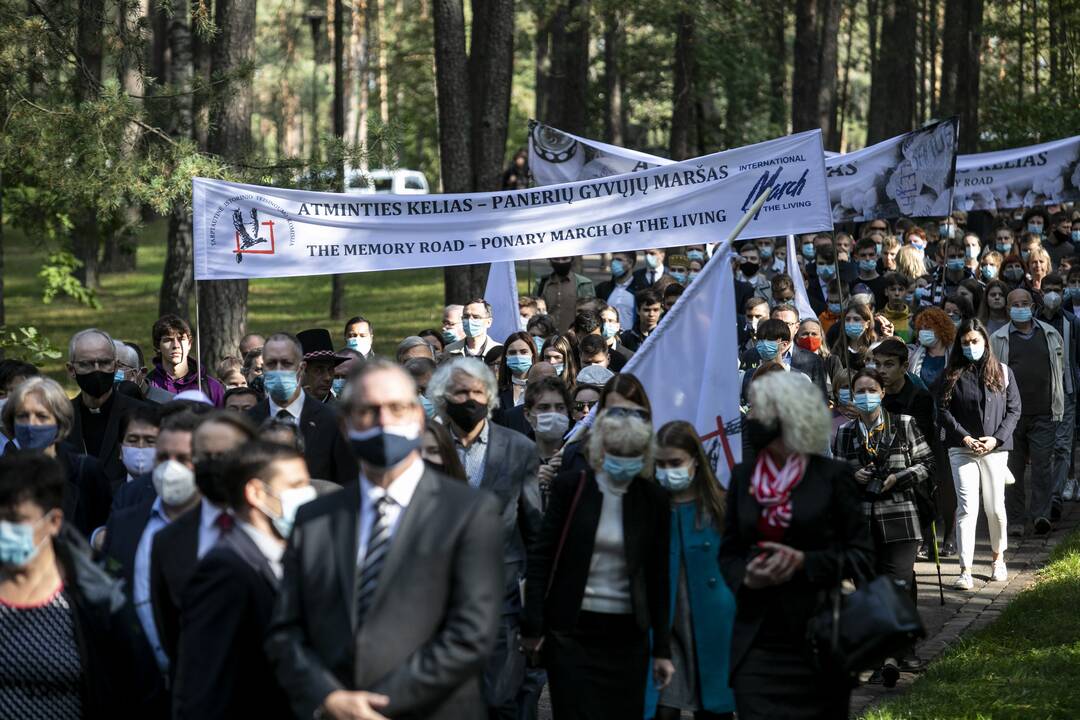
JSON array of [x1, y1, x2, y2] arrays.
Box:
[[719, 372, 873, 719], [521, 409, 674, 719], [1, 377, 111, 536]]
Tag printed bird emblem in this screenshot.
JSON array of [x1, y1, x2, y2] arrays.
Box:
[[234, 208, 267, 263]]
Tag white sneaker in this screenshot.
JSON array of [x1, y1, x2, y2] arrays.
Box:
[[1064, 479, 1078, 502], [992, 561, 1008, 582], [954, 571, 974, 590]]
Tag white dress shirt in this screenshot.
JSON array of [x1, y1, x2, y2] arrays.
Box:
[[237, 520, 285, 580], [356, 457, 425, 564], [269, 388, 306, 422], [197, 498, 229, 559]]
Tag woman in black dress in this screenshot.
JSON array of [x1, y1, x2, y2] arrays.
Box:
[[719, 372, 873, 719]]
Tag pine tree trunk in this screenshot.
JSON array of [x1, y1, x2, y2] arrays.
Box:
[[602, 10, 623, 144], [939, 0, 982, 152], [766, 0, 787, 136], [330, 0, 347, 319], [791, 0, 821, 133], [561, 0, 589, 136], [669, 9, 695, 160], [72, 0, 105, 289], [866, 0, 916, 143], [835, 0, 855, 149], [817, 0, 842, 149], [200, 0, 255, 367]]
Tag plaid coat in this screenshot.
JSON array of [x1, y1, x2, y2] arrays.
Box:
[[831, 411, 935, 544]]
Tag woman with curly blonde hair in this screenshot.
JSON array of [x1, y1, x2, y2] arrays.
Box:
[[909, 307, 955, 387], [895, 245, 926, 281]]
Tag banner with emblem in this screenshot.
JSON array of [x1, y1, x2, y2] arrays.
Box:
[[192, 130, 832, 280], [953, 134, 1080, 211], [530, 118, 959, 222]]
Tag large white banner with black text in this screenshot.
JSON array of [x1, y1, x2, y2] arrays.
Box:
[[530, 118, 959, 222], [193, 130, 831, 280], [953, 134, 1080, 211]]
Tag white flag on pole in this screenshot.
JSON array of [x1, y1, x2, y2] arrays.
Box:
[[786, 234, 818, 321], [484, 261, 521, 345]]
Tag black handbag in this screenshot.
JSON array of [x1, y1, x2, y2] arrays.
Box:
[[807, 561, 926, 674]]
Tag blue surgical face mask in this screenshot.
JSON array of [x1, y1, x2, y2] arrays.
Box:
[[670, 271, 687, 284], [687, 250, 705, 263], [463, 318, 487, 339], [756, 339, 779, 361], [981, 265, 998, 280], [818, 264, 836, 279], [0, 515, 49, 567], [121, 445, 156, 477], [331, 378, 347, 396], [689, 271, 700, 282], [1020, 250, 1031, 261], [602, 454, 645, 485], [875, 243, 883, 255], [14, 424, 58, 450], [909, 239, 927, 251], [858, 259, 877, 273], [1068, 287, 1080, 301], [837, 388, 852, 405], [1003, 267, 1025, 282], [962, 343, 985, 361], [645, 254, 660, 270], [939, 223, 955, 239], [947, 258, 965, 272], [601, 322, 618, 339], [828, 302, 842, 314], [419, 394, 436, 418], [903, 293, 914, 304], [854, 392, 882, 413], [844, 322, 865, 339], [966, 245, 981, 259], [1010, 306, 1033, 324], [1027, 223, 1042, 235], [442, 329, 460, 344], [506, 355, 533, 374], [114, 370, 126, 384], [261, 484, 318, 539], [533, 336, 545, 353], [997, 241, 1013, 254], [914, 286, 931, 300], [611, 259, 627, 277], [656, 465, 694, 492], [1072, 230, 1080, 243], [802, 243, 816, 259], [918, 329, 938, 347], [552, 363, 565, 376], [759, 245, 774, 259], [264, 370, 300, 404]]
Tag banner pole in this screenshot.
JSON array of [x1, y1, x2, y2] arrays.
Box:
[[194, 279, 205, 396]]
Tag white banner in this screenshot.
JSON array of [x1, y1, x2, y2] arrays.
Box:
[[484, 262, 521, 344], [530, 118, 959, 221], [954, 134, 1080, 211], [193, 131, 831, 280]]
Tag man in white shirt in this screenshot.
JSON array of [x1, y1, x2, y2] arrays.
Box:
[[445, 299, 503, 358]]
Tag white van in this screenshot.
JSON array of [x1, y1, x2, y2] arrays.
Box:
[[345, 167, 430, 195]]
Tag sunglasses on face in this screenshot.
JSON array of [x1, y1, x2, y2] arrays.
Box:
[[604, 406, 649, 421]]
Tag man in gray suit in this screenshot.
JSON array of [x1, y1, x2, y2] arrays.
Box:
[[429, 357, 543, 720], [266, 360, 503, 720]]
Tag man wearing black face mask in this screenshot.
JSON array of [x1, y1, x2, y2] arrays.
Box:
[[266, 359, 503, 720], [428, 357, 542, 720], [534, 255, 596, 333], [67, 328, 149, 490]]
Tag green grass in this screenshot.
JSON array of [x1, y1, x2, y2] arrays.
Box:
[[863, 527, 1080, 720], [6, 220, 533, 386]]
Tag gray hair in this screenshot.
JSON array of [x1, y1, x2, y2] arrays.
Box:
[[586, 411, 654, 478], [68, 328, 116, 363], [339, 358, 418, 412], [444, 304, 463, 316], [2, 377, 75, 442], [747, 372, 831, 455], [264, 332, 304, 363], [114, 340, 139, 369], [396, 336, 435, 363], [428, 357, 499, 417]]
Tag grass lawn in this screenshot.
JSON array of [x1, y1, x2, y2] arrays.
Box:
[[863, 527, 1080, 720], [3, 220, 531, 387]]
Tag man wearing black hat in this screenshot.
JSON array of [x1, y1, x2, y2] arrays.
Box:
[[248, 332, 358, 485], [297, 329, 346, 403]]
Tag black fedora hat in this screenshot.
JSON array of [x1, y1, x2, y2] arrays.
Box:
[[297, 328, 346, 365]]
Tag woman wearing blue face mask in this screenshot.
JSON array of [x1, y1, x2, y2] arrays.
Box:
[[827, 302, 878, 373], [1, 377, 111, 538], [938, 320, 1020, 590], [542, 334, 579, 390], [831, 368, 935, 686], [521, 409, 673, 720], [646, 421, 735, 720], [497, 331, 539, 408], [908, 307, 955, 387], [829, 369, 857, 444]]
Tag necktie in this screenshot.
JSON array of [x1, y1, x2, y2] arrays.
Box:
[[214, 512, 234, 532], [356, 497, 392, 626], [276, 408, 294, 423]]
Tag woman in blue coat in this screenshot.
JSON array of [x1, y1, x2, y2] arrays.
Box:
[[646, 421, 736, 720]]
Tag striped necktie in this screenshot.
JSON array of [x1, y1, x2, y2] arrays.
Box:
[[355, 497, 392, 626]]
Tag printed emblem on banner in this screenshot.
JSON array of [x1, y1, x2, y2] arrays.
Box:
[[529, 121, 578, 164], [207, 194, 296, 265]]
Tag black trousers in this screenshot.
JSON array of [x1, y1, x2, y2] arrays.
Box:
[[732, 643, 850, 720], [875, 539, 919, 604], [544, 611, 649, 720]]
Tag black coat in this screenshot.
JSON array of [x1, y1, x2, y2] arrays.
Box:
[[68, 391, 149, 491], [100, 496, 155, 593], [595, 273, 648, 304], [54, 443, 112, 538], [718, 455, 873, 676], [522, 468, 672, 658], [248, 395, 358, 484], [173, 527, 291, 720], [265, 469, 503, 720], [110, 474, 155, 513], [938, 363, 1022, 451], [738, 347, 828, 401], [149, 502, 202, 665]]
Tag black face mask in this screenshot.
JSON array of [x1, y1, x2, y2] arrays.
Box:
[[552, 261, 573, 277], [75, 370, 115, 399], [249, 374, 265, 396], [743, 418, 781, 452], [348, 426, 421, 469], [195, 458, 229, 505], [741, 262, 760, 277], [445, 398, 487, 432]]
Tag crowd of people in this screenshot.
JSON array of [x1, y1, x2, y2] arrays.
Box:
[[0, 202, 1076, 719]]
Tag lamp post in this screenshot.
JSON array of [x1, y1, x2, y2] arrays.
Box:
[[306, 9, 326, 163]]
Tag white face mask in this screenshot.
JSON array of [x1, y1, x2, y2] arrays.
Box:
[[532, 412, 570, 441], [152, 460, 198, 507], [121, 445, 156, 477], [259, 484, 318, 538], [347, 337, 373, 355]]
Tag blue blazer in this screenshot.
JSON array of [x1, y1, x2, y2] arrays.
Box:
[[645, 502, 736, 716]]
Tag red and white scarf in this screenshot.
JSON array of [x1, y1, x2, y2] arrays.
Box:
[[750, 452, 807, 529]]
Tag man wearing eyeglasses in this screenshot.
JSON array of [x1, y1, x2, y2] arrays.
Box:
[[67, 328, 149, 490]]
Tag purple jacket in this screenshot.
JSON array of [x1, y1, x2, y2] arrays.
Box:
[[147, 358, 225, 407]]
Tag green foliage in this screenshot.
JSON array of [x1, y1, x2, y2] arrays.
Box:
[[0, 326, 64, 364], [39, 251, 102, 308]]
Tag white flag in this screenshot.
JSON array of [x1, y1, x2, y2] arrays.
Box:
[[484, 261, 521, 345], [786, 234, 818, 321]]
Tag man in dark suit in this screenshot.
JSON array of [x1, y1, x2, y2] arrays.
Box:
[[67, 328, 149, 490], [429, 355, 542, 719], [266, 360, 502, 720], [772, 304, 829, 396], [621, 289, 664, 352], [248, 332, 358, 484], [149, 410, 257, 667], [632, 248, 677, 292], [173, 441, 316, 719], [739, 319, 827, 402]]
